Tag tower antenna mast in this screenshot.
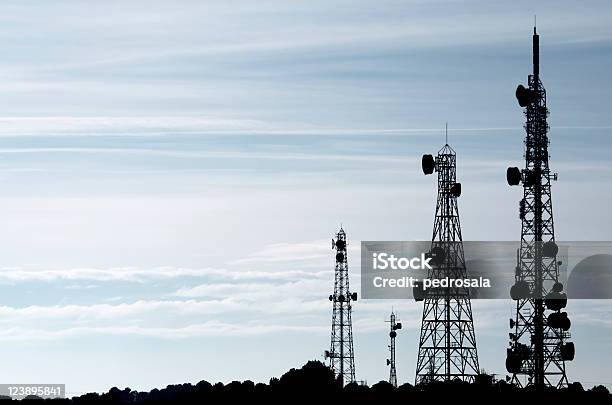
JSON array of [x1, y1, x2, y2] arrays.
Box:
[[416, 136, 479, 384], [326, 227, 357, 385], [386, 310, 402, 387], [506, 27, 574, 389]]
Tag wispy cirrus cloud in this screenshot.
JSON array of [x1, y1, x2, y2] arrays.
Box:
[[0, 116, 559, 137], [0, 267, 219, 283], [0, 322, 329, 341], [0, 266, 327, 284], [231, 239, 331, 265]]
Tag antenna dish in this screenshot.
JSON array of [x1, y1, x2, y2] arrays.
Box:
[[506, 353, 522, 374], [506, 167, 521, 186], [450, 182, 462, 197], [422, 154, 435, 175], [561, 342, 575, 361], [516, 84, 537, 107], [336, 252, 345, 262], [413, 281, 425, 302], [510, 280, 531, 300], [542, 241, 558, 258], [548, 312, 571, 331], [545, 292, 567, 311], [515, 343, 530, 360]]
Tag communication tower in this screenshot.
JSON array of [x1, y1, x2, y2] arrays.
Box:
[[325, 227, 357, 385], [386, 310, 402, 387], [415, 128, 480, 384], [505, 26, 574, 389]]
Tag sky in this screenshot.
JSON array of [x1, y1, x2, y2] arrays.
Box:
[[0, 0, 610, 395]]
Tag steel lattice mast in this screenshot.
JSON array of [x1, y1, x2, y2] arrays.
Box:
[[416, 135, 479, 384], [505, 26, 575, 389], [325, 227, 356, 385], [386, 310, 402, 387]]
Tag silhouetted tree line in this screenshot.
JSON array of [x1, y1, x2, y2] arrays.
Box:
[[3, 361, 612, 404]]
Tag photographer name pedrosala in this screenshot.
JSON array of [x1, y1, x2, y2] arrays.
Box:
[[372, 276, 490, 290]]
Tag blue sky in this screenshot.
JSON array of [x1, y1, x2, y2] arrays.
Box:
[[0, 0, 611, 395]]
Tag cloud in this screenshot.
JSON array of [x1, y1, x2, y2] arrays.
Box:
[[232, 239, 331, 264], [0, 294, 331, 341], [0, 146, 416, 165], [0, 116, 569, 137], [0, 321, 329, 341], [0, 267, 220, 283], [0, 116, 269, 136], [0, 266, 330, 284]]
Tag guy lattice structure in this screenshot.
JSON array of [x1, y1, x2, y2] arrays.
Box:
[[505, 26, 575, 389], [386, 310, 402, 387], [325, 227, 357, 385], [416, 130, 479, 384]]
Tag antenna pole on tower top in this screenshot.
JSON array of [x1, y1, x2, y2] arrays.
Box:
[[445, 122, 448, 145], [533, 22, 539, 79]]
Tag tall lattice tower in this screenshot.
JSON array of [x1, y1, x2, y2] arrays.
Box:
[[386, 310, 402, 387], [505, 26, 574, 389], [416, 133, 479, 384], [325, 227, 356, 385]]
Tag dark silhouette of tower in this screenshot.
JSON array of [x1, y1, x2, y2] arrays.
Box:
[[416, 131, 479, 384], [325, 227, 356, 385], [505, 26, 574, 389], [386, 310, 402, 387]]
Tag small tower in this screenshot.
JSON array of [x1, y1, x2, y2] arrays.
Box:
[[415, 129, 480, 384], [386, 310, 402, 387], [505, 26, 574, 389], [325, 227, 356, 385]]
